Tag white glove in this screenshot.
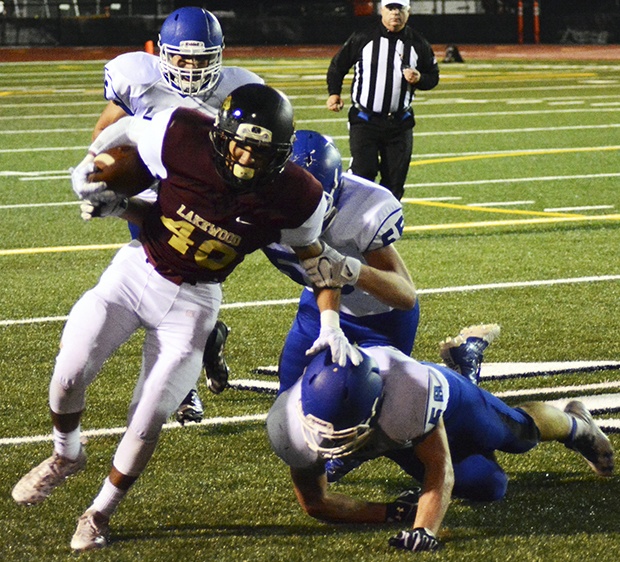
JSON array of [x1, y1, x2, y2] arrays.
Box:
[[80, 190, 128, 221], [301, 243, 362, 288], [70, 154, 107, 199], [305, 310, 363, 367]]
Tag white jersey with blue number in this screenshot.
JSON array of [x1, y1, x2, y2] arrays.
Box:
[[267, 346, 450, 469], [103, 51, 264, 119], [264, 172, 404, 317]]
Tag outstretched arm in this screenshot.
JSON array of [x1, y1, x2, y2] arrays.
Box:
[[359, 244, 416, 310], [293, 241, 362, 366], [290, 465, 388, 524], [387, 420, 453, 554], [410, 419, 454, 535], [301, 242, 416, 311]]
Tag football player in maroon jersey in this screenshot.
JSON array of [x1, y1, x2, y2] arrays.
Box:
[[13, 84, 361, 551]]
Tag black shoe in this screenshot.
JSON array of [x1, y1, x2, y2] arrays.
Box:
[[204, 320, 230, 394], [175, 389, 204, 425]]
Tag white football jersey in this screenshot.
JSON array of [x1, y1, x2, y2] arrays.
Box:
[[264, 172, 404, 317], [267, 346, 450, 469], [103, 51, 264, 119]]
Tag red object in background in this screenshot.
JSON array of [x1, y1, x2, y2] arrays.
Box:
[[353, 0, 374, 17], [517, 0, 524, 45], [533, 0, 541, 45]]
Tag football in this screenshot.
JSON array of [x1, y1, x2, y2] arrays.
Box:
[[87, 145, 155, 196]]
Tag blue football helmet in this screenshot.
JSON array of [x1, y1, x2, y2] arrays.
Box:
[[298, 349, 383, 459], [291, 130, 342, 229], [211, 84, 294, 191], [159, 8, 224, 96]]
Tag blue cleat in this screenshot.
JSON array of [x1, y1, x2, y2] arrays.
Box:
[[439, 324, 500, 385]]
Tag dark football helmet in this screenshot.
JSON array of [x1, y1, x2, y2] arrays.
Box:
[[211, 84, 295, 191], [159, 7, 224, 96], [291, 130, 342, 229], [298, 349, 383, 459]]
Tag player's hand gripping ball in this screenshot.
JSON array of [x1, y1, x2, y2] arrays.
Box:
[[87, 145, 155, 196]]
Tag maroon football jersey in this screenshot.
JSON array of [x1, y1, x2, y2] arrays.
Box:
[[140, 108, 323, 285]]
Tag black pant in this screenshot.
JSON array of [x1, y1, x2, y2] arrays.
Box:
[[348, 106, 414, 200]]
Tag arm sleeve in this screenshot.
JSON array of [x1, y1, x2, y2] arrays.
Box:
[[414, 39, 440, 92], [88, 116, 142, 154], [136, 108, 176, 179], [280, 195, 326, 247], [326, 33, 361, 96], [103, 63, 133, 115]]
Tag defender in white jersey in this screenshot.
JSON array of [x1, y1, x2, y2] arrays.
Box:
[[262, 131, 419, 393], [266, 132, 500, 485], [92, 7, 263, 424], [267, 347, 614, 553], [94, 9, 262, 137]]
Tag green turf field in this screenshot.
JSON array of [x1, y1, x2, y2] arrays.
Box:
[[0, 53, 619, 561]]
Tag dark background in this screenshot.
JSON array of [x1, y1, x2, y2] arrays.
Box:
[[0, 1, 618, 47]]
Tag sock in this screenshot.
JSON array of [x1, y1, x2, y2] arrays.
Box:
[[563, 415, 578, 445], [91, 477, 127, 519], [53, 426, 81, 460]]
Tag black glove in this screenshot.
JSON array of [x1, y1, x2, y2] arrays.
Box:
[[388, 528, 440, 553], [385, 488, 421, 524]]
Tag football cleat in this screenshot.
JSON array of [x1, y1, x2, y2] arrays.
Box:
[[204, 320, 231, 394], [71, 509, 110, 551], [175, 389, 204, 425], [563, 400, 614, 477], [439, 324, 500, 385], [12, 447, 86, 506], [324, 457, 363, 483]]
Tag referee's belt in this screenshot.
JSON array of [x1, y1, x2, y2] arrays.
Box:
[[354, 106, 412, 122]]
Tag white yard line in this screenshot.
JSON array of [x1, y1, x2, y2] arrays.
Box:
[[0, 414, 268, 447], [2, 275, 620, 327]]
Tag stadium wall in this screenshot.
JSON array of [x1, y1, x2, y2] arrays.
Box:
[[0, 12, 618, 47]]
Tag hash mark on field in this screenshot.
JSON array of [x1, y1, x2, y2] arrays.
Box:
[[467, 200, 535, 207], [544, 205, 614, 212]]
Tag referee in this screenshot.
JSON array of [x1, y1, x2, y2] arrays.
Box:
[[326, 0, 439, 200]]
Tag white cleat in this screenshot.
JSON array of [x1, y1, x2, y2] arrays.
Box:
[[12, 447, 86, 506], [71, 508, 110, 551], [564, 400, 614, 477]]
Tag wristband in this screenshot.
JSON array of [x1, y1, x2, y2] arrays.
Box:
[[320, 309, 340, 329]]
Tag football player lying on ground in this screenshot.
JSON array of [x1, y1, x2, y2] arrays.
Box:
[[12, 84, 361, 552], [265, 130, 499, 483], [91, 6, 264, 425], [267, 347, 614, 553]]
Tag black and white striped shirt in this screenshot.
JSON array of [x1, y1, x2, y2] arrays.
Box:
[[327, 22, 439, 117]]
